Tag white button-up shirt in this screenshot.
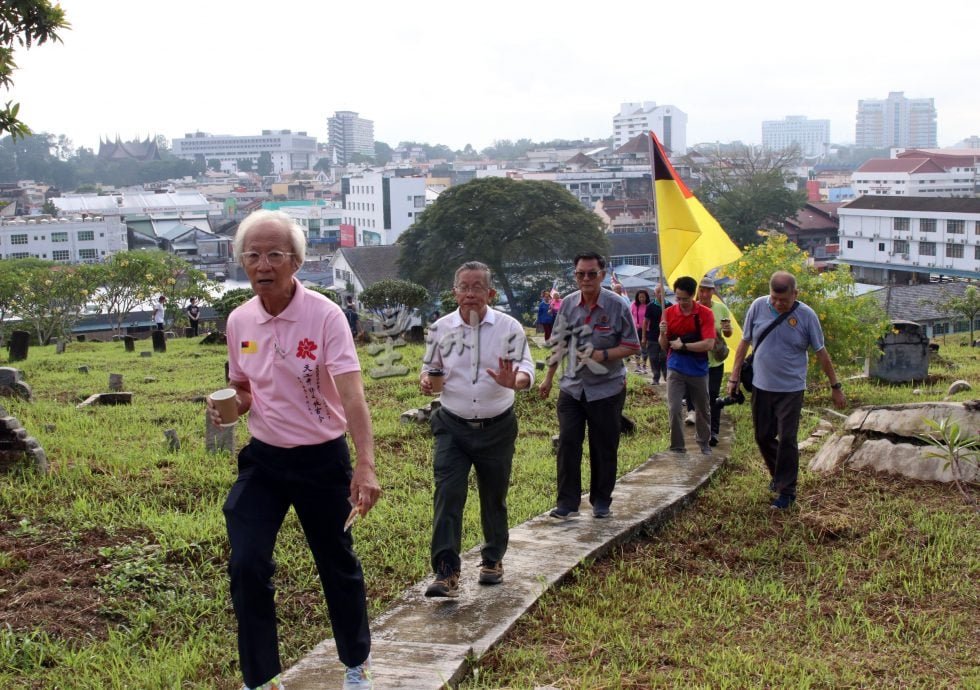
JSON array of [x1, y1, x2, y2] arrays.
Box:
[[422, 307, 534, 419]]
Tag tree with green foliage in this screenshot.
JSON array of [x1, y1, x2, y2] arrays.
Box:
[[256, 151, 273, 176], [397, 177, 608, 317], [91, 251, 167, 334], [374, 141, 393, 166], [0, 1, 69, 139], [236, 158, 254, 173], [719, 234, 889, 376], [41, 198, 56, 215], [207, 158, 221, 172], [13, 261, 99, 344], [359, 278, 428, 312], [694, 144, 807, 248], [0, 258, 32, 347], [307, 285, 340, 305], [212, 287, 254, 319], [926, 285, 980, 346]]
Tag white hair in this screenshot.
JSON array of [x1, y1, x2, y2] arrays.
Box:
[[233, 210, 306, 265]]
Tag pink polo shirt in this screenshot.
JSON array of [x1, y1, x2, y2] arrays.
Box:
[[226, 279, 361, 447]]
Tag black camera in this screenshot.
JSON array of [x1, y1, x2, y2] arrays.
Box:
[[715, 390, 745, 408]]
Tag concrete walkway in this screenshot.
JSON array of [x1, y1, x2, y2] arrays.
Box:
[[283, 422, 729, 689]]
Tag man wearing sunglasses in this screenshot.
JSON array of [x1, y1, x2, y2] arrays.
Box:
[[539, 252, 640, 520]]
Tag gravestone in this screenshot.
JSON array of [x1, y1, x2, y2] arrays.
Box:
[[108, 373, 124, 392], [164, 429, 180, 452], [123, 336, 135, 352], [0, 402, 48, 473], [140, 351, 152, 358], [76, 334, 86, 342], [205, 412, 236, 453], [9, 330, 29, 362], [0, 367, 32, 401], [151, 330, 167, 353], [866, 320, 930, 383], [184, 327, 194, 338], [55, 339, 66, 355], [77, 365, 89, 374]]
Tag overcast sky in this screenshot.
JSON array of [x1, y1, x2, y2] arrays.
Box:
[[8, 0, 978, 153]]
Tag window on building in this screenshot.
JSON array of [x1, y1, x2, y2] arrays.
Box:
[[920, 219, 936, 232], [975, 245, 980, 260], [414, 195, 425, 208], [51, 231, 68, 242], [9, 252, 30, 259], [919, 242, 936, 256], [946, 219, 965, 234], [10, 234, 27, 245], [894, 240, 909, 253], [846, 240, 853, 249], [52, 250, 70, 261], [946, 244, 964, 259], [878, 242, 885, 251], [78, 248, 97, 260], [77, 230, 95, 241], [894, 218, 910, 232]]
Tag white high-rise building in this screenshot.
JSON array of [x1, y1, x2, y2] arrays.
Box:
[[328, 111, 375, 165], [341, 172, 427, 245], [613, 102, 687, 154], [855, 92, 937, 149], [762, 116, 830, 157]]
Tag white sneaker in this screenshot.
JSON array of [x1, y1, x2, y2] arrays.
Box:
[[684, 411, 696, 425], [343, 657, 373, 689]]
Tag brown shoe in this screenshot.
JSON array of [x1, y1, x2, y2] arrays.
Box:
[[425, 562, 460, 597], [478, 560, 503, 585]]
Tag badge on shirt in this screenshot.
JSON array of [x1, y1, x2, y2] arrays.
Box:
[[788, 318, 798, 327], [241, 340, 258, 354]]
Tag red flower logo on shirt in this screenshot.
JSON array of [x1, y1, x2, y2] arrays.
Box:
[[296, 338, 318, 360]]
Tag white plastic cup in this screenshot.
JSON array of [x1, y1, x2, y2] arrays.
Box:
[[209, 388, 239, 427]]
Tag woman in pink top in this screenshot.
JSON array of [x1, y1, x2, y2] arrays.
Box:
[[631, 289, 651, 374], [207, 210, 379, 690], [550, 290, 562, 319]]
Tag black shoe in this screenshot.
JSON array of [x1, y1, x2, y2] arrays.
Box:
[[708, 435, 718, 447], [770, 494, 796, 510], [592, 505, 611, 518], [478, 560, 503, 585], [549, 506, 580, 520], [425, 561, 460, 597]]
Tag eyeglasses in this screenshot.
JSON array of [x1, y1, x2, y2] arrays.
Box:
[[241, 251, 294, 267], [574, 270, 600, 279], [454, 284, 488, 294]]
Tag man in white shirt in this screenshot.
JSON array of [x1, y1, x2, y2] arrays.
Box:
[[419, 261, 535, 597]]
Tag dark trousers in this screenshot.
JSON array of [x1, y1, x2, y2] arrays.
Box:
[[223, 437, 370, 688], [555, 386, 627, 511], [751, 388, 805, 498], [430, 408, 517, 573], [155, 322, 164, 331], [189, 320, 199, 336], [648, 341, 667, 382]]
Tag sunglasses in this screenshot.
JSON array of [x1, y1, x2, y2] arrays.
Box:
[[574, 270, 600, 279]]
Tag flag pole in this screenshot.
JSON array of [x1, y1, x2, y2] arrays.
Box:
[[648, 132, 667, 319]]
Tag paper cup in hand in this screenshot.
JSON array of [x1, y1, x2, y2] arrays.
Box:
[[209, 388, 238, 427], [428, 369, 445, 394]]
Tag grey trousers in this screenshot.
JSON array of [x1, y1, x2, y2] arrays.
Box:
[[666, 369, 710, 451]]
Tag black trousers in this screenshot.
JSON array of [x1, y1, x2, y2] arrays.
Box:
[[555, 386, 627, 511], [430, 408, 517, 573], [223, 437, 371, 688], [189, 319, 199, 336], [751, 388, 805, 498]]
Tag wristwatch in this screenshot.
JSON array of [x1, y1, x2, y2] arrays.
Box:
[[830, 382, 843, 390]]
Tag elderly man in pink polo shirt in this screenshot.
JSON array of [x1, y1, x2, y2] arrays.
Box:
[[208, 210, 380, 690]]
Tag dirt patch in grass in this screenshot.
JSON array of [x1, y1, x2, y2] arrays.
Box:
[[0, 520, 150, 640]]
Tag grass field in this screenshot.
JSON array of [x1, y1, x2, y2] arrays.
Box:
[[0, 333, 977, 689]]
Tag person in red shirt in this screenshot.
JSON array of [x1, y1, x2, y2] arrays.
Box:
[[658, 275, 716, 454]]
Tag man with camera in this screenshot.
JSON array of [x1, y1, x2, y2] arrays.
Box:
[[659, 276, 716, 455], [726, 271, 847, 510]]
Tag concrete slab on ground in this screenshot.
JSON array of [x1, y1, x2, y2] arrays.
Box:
[[282, 425, 729, 689]]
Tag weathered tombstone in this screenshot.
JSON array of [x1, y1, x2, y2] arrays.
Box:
[[9, 330, 29, 362], [151, 330, 167, 353], [55, 339, 66, 355], [123, 336, 135, 352], [164, 429, 180, 452], [77, 365, 89, 374], [0, 367, 32, 401], [205, 412, 236, 453], [866, 320, 930, 383], [140, 351, 152, 358], [184, 327, 194, 338], [108, 373, 124, 392], [406, 325, 425, 344], [76, 334, 86, 342]]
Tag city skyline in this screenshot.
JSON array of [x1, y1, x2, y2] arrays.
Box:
[[6, 0, 978, 154]]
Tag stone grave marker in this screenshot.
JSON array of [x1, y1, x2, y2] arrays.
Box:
[[0, 402, 48, 473], [9, 330, 29, 362], [124, 336, 136, 352], [164, 429, 180, 452], [151, 330, 167, 353], [55, 339, 66, 355], [108, 373, 124, 392], [0, 367, 32, 401]]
